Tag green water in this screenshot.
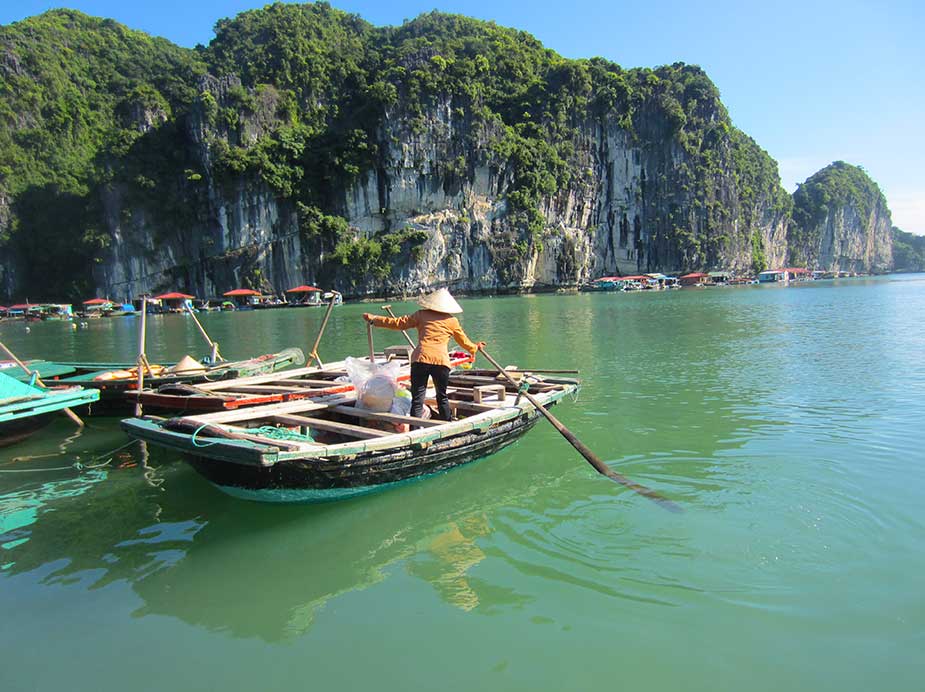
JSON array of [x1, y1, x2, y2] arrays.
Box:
[[2, 276, 924, 692]]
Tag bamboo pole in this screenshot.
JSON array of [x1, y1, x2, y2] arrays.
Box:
[[134, 298, 148, 417], [478, 347, 681, 513], [185, 303, 222, 363], [0, 339, 85, 427], [380, 304, 415, 347], [307, 292, 338, 367]]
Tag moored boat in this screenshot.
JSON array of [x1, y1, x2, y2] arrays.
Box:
[[121, 366, 579, 503], [0, 371, 100, 446], [5, 348, 305, 415], [131, 348, 473, 413]]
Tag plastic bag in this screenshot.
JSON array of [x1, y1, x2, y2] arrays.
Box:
[[391, 387, 412, 416], [344, 356, 402, 412]]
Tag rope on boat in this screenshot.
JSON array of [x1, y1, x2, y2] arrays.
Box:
[[191, 423, 220, 447], [252, 426, 314, 442], [0, 439, 140, 473]]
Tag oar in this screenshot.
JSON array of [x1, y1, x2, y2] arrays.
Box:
[[478, 348, 681, 512], [307, 292, 338, 367], [184, 303, 222, 363], [134, 297, 148, 416], [381, 304, 415, 347], [0, 339, 85, 428]]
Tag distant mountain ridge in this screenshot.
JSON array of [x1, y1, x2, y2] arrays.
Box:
[[0, 4, 898, 301]]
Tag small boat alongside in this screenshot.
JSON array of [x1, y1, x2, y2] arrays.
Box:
[[121, 366, 580, 503], [131, 349, 473, 413], [5, 348, 305, 415], [1, 371, 99, 446]]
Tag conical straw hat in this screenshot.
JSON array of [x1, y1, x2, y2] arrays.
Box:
[[417, 288, 462, 314], [169, 355, 206, 374]]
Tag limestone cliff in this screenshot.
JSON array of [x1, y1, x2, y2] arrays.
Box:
[[789, 162, 893, 273], [0, 7, 897, 303]]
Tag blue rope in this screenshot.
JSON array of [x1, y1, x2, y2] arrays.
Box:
[[191, 423, 219, 448]]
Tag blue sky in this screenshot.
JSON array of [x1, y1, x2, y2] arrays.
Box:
[[3, 0, 923, 233]]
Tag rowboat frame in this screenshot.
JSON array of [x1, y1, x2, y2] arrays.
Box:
[[121, 370, 579, 502]]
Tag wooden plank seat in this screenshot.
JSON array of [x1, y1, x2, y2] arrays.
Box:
[[269, 414, 391, 439], [327, 405, 443, 428]]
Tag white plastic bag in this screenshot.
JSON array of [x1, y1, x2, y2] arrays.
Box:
[[344, 356, 402, 412]]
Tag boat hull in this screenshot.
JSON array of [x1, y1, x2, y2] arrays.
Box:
[[0, 412, 55, 447], [186, 411, 542, 502]]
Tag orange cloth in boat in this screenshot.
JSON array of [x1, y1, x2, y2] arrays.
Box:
[[368, 309, 478, 367]]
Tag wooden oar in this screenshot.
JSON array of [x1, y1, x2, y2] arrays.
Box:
[[381, 304, 415, 347], [0, 339, 85, 428], [185, 303, 222, 363], [307, 293, 338, 367], [478, 348, 681, 513]]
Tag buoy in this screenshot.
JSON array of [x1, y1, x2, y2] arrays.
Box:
[[71, 323, 77, 330], [24, 327, 30, 333]]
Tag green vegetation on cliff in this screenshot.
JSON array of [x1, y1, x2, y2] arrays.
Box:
[[791, 161, 887, 241], [891, 227, 925, 271], [0, 3, 805, 298], [0, 8, 206, 295]]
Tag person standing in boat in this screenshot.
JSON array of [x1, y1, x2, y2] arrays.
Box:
[[363, 288, 484, 421]]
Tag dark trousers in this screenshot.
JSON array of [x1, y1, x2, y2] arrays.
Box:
[[410, 362, 452, 421]]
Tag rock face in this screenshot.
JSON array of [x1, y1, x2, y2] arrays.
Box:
[[84, 91, 798, 300], [0, 8, 897, 302], [789, 161, 893, 273]]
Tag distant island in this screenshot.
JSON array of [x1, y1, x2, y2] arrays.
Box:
[[0, 3, 921, 302]]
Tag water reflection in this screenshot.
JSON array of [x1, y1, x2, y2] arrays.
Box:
[[1, 277, 923, 661]]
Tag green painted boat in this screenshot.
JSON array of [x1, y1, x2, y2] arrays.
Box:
[[121, 366, 580, 503], [3, 348, 305, 415], [0, 371, 100, 447]]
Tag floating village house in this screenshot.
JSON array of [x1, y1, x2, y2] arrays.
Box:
[[679, 272, 710, 286]]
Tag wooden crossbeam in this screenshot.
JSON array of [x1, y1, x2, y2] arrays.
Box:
[[327, 405, 443, 428], [184, 394, 353, 424], [270, 413, 390, 439]]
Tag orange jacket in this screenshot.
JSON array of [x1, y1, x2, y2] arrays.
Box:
[[369, 309, 478, 366]]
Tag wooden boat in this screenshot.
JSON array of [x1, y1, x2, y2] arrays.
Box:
[[132, 348, 474, 413], [3, 348, 305, 415], [121, 366, 580, 503], [0, 371, 100, 446]]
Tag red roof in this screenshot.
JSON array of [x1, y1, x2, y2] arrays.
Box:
[[223, 288, 260, 297], [83, 297, 112, 305], [155, 292, 195, 300], [593, 276, 621, 282], [781, 267, 811, 273], [286, 285, 321, 293], [8, 303, 35, 309], [618, 275, 651, 281], [679, 272, 709, 279]]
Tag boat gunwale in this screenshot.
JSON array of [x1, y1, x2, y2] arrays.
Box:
[[120, 382, 577, 466]]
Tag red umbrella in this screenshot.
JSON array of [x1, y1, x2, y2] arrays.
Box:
[[155, 292, 195, 300], [223, 288, 260, 297], [8, 303, 34, 310], [286, 285, 321, 293], [83, 298, 112, 305]]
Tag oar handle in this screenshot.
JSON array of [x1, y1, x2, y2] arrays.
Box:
[[479, 348, 681, 513], [308, 293, 338, 367], [381, 305, 415, 347]]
